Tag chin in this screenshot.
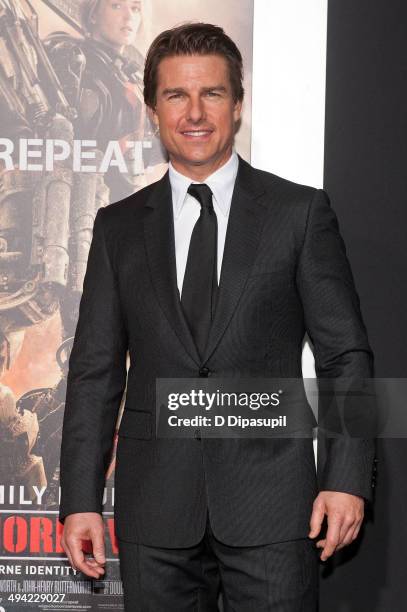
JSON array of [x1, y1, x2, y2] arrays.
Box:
[[182, 148, 214, 162], [110, 33, 129, 46]]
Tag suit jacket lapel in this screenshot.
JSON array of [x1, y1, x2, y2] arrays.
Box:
[[202, 157, 267, 364], [143, 171, 201, 366], [143, 157, 267, 368]]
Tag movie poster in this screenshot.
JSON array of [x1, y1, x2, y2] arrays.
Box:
[[0, 0, 253, 609]]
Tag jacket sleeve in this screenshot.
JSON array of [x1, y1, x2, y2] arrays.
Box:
[[296, 188, 376, 501], [59, 206, 128, 522]]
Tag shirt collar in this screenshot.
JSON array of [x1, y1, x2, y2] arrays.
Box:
[[169, 151, 239, 219]]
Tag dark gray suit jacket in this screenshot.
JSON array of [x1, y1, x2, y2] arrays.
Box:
[[59, 156, 375, 547]]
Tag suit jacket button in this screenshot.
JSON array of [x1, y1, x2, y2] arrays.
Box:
[[199, 367, 210, 377]]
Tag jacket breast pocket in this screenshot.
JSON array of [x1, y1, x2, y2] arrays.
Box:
[[118, 409, 152, 440], [248, 260, 294, 278]]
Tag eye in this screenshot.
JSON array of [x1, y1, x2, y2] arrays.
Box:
[[206, 91, 221, 98], [168, 93, 183, 100]]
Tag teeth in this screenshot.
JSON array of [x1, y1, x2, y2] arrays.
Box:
[[183, 131, 210, 136]]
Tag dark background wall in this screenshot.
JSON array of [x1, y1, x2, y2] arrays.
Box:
[[321, 1, 407, 610]]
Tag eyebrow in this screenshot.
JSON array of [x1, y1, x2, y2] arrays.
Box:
[[161, 88, 185, 96], [161, 86, 228, 96], [118, 0, 141, 6], [202, 86, 228, 94]]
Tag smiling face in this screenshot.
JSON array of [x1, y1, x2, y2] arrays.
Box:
[[151, 54, 242, 181], [91, 0, 142, 52]]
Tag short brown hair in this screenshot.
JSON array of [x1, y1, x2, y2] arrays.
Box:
[[80, 0, 100, 33], [144, 22, 244, 109]]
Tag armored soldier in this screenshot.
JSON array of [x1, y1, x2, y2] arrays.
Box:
[[44, 0, 165, 203], [0, 0, 107, 499]]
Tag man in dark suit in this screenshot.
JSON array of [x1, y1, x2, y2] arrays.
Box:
[[60, 23, 375, 611]]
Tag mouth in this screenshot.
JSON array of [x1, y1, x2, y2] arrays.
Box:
[[121, 27, 133, 34], [180, 129, 213, 138]]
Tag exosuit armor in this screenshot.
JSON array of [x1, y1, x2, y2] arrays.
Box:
[[0, 1, 113, 505], [43, 31, 164, 202]]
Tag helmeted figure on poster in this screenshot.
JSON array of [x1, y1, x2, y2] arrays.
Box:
[[43, 0, 164, 202]]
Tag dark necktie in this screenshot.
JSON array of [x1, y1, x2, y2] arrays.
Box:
[[181, 183, 218, 359]]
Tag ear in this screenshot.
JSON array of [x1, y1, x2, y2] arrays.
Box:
[[233, 99, 243, 123], [148, 106, 159, 127]]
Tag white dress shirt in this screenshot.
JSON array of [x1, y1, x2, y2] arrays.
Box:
[[168, 151, 239, 295]]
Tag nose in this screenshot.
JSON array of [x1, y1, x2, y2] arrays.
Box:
[[122, 5, 133, 21], [186, 94, 206, 123]]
